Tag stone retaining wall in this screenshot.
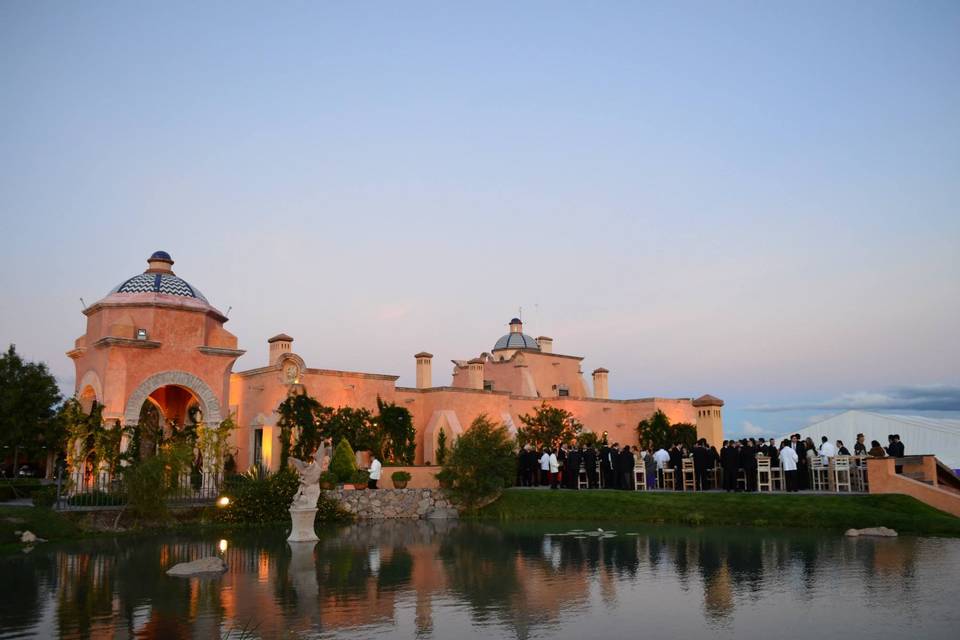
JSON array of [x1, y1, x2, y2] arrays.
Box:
[[325, 488, 457, 520]]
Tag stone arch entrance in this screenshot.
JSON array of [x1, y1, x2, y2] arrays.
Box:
[[123, 371, 223, 427]]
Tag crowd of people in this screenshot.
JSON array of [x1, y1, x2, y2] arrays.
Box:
[[515, 432, 907, 492]]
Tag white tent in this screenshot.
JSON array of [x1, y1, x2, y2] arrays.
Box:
[[786, 410, 960, 471]]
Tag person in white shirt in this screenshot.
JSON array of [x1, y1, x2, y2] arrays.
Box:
[[540, 449, 551, 487], [368, 455, 382, 489], [819, 436, 836, 465], [653, 447, 671, 489], [779, 440, 799, 492], [549, 449, 560, 489]]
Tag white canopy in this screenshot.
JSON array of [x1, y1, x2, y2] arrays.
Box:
[[786, 410, 960, 470]]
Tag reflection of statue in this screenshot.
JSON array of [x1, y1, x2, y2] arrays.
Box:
[[289, 456, 323, 509]]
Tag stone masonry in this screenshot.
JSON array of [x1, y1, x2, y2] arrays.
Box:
[[325, 488, 458, 520]]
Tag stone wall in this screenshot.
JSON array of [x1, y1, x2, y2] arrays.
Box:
[[325, 488, 457, 520]]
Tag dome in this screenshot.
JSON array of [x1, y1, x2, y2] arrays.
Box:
[[493, 332, 540, 351], [110, 272, 209, 302], [107, 251, 209, 303]]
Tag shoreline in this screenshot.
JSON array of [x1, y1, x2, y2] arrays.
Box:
[[4, 489, 959, 554]]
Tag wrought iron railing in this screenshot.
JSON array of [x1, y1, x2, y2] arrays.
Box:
[[54, 468, 224, 510]]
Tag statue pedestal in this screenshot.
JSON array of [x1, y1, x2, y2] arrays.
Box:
[[287, 508, 319, 542]]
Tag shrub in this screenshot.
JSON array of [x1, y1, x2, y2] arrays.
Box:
[[319, 471, 338, 487], [217, 466, 299, 524], [440, 414, 516, 510], [391, 471, 411, 482], [317, 492, 354, 522], [32, 485, 58, 507], [125, 444, 191, 519], [350, 469, 370, 485], [329, 438, 357, 483]]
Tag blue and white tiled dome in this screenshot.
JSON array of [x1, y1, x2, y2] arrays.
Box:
[[492, 318, 540, 351], [110, 272, 208, 302], [108, 251, 209, 303]]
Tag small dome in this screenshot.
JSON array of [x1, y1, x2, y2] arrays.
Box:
[[493, 332, 540, 351], [149, 250, 173, 263], [108, 252, 208, 302]]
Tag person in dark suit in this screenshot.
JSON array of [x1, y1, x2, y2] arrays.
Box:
[[557, 445, 568, 488], [567, 445, 582, 489], [740, 439, 757, 491], [767, 438, 779, 468], [888, 435, 905, 458], [692, 439, 711, 491], [599, 443, 612, 488], [620, 445, 635, 490], [793, 434, 808, 490], [668, 443, 683, 491], [721, 441, 739, 492], [583, 445, 598, 489]]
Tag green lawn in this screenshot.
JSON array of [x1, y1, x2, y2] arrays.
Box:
[[478, 489, 960, 536], [0, 506, 84, 552]]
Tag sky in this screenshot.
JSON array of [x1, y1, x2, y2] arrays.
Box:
[[1, 1, 958, 438]]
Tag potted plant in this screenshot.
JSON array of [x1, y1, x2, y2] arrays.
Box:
[[318, 471, 337, 490], [391, 470, 412, 489], [350, 469, 369, 490]]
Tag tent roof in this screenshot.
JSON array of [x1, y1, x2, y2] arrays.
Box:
[[786, 410, 960, 470]]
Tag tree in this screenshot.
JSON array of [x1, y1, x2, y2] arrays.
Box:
[[436, 428, 447, 465], [0, 345, 63, 471], [320, 406, 377, 453], [276, 388, 326, 467], [376, 396, 416, 464], [329, 438, 357, 483], [636, 410, 696, 451], [517, 403, 582, 449], [436, 414, 516, 510], [673, 423, 698, 450]]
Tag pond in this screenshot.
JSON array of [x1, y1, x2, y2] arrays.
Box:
[[1, 520, 957, 639]]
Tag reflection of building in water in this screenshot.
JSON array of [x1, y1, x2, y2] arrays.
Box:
[[12, 526, 941, 639]]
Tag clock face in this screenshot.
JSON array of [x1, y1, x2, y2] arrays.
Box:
[[284, 363, 299, 383]]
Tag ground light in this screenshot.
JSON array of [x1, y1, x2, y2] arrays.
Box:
[[219, 539, 228, 553], [217, 496, 230, 507]]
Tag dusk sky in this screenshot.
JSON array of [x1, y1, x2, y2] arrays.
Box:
[[2, 2, 958, 438]]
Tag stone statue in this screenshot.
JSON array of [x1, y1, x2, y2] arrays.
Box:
[[287, 449, 326, 543], [289, 455, 323, 509]]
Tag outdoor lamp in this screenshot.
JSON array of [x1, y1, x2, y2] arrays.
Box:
[[217, 496, 230, 507]]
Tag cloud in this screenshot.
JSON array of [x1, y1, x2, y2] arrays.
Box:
[[742, 421, 769, 436], [746, 384, 960, 412]]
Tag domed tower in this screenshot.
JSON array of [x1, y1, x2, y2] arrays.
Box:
[[491, 318, 540, 359], [67, 251, 245, 441]]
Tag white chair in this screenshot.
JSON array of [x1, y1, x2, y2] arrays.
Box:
[[757, 456, 772, 492], [833, 456, 852, 493], [634, 465, 646, 491]]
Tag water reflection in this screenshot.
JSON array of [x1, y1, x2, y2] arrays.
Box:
[[1, 521, 955, 639]]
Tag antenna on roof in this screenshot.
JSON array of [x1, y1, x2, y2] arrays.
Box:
[[518, 306, 522, 322], [79, 298, 87, 310], [226, 306, 232, 317]]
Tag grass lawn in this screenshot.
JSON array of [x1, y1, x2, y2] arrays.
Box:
[[0, 506, 84, 552], [478, 489, 960, 536]]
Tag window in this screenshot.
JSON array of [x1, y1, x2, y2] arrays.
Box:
[[483, 380, 494, 391], [253, 428, 264, 470], [136, 328, 148, 340], [558, 385, 569, 397]]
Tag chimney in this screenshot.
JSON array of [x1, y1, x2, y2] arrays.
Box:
[[592, 368, 609, 399], [467, 357, 485, 390], [268, 333, 294, 366], [536, 336, 553, 353], [415, 352, 433, 389]]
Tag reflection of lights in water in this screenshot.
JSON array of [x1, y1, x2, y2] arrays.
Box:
[[219, 539, 228, 553], [368, 547, 381, 576], [217, 496, 230, 507]]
